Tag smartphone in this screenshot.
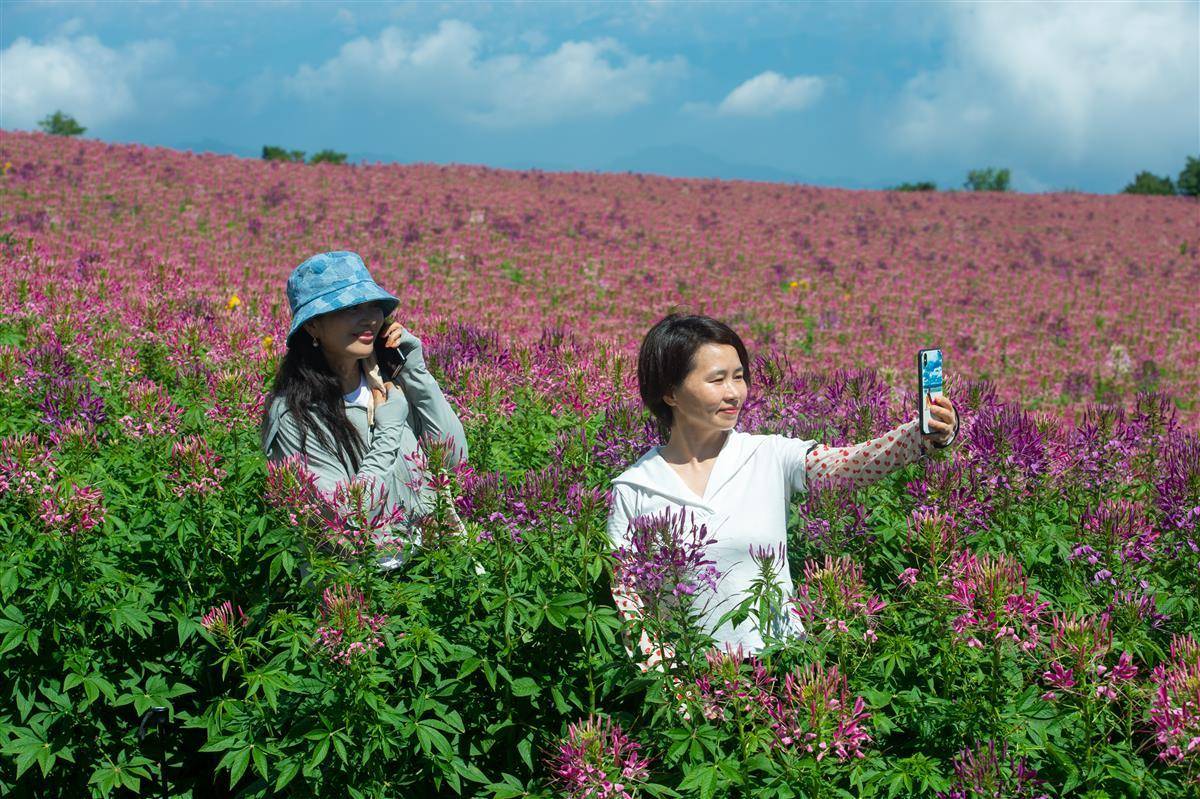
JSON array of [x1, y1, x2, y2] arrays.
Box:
[[918, 348, 944, 435], [374, 320, 405, 378]]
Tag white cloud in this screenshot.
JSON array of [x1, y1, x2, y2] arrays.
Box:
[[0, 31, 183, 131], [282, 20, 686, 127], [716, 71, 825, 117], [892, 3, 1199, 164]]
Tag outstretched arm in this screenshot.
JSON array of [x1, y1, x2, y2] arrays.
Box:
[[806, 398, 959, 490]]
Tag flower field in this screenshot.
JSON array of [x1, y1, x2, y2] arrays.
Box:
[[0, 128, 1198, 797]]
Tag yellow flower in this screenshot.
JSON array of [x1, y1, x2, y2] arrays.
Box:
[[1, 162, 10, 175], [261, 335, 274, 349], [787, 280, 798, 290], [226, 294, 242, 310]]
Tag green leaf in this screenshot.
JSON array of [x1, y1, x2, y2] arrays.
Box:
[[221, 745, 252, 787], [274, 758, 300, 791], [550, 685, 573, 714], [252, 744, 269, 780], [510, 677, 539, 697], [452, 759, 489, 784], [415, 721, 453, 758], [517, 735, 533, 771], [308, 735, 330, 772]]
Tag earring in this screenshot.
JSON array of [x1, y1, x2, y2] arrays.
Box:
[[312, 337, 319, 348]]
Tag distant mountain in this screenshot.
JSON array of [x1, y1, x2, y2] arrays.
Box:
[[175, 139, 399, 165], [167, 138, 870, 189], [175, 138, 259, 159], [600, 144, 871, 189]]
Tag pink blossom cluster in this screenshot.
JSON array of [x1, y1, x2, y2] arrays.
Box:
[[905, 508, 961, 567], [38, 482, 105, 538], [693, 647, 777, 723], [770, 662, 872, 761], [546, 714, 651, 799], [1039, 612, 1138, 702], [264, 455, 326, 529], [944, 551, 1048, 652], [905, 460, 992, 539], [938, 740, 1048, 799], [204, 364, 269, 427], [612, 508, 720, 616], [1150, 634, 1200, 775], [325, 478, 408, 557], [167, 434, 227, 497], [315, 584, 388, 666], [790, 555, 886, 643], [402, 434, 471, 546], [0, 433, 57, 498], [266, 457, 408, 558], [117, 379, 184, 439], [200, 599, 248, 647], [691, 647, 872, 763]]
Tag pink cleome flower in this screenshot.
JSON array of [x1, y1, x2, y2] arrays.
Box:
[[167, 434, 227, 497], [546, 715, 651, 799], [944, 551, 1047, 652], [1150, 634, 1200, 778], [201, 600, 249, 646], [38, 482, 106, 539], [791, 554, 886, 641], [315, 584, 388, 666]]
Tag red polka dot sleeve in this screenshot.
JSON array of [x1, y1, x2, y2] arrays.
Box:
[[610, 583, 693, 717], [805, 417, 956, 490]]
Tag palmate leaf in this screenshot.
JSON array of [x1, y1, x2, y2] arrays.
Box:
[[0, 604, 28, 656], [87, 754, 152, 796], [114, 674, 194, 716], [485, 772, 527, 799], [2, 724, 75, 779]]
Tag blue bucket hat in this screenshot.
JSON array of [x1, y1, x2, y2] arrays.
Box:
[[286, 251, 399, 347]]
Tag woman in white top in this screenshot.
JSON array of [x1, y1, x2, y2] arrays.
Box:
[[606, 314, 958, 668]]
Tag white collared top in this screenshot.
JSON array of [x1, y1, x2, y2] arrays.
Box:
[[607, 430, 818, 653]]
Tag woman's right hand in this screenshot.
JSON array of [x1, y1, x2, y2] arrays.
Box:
[[372, 382, 409, 427]]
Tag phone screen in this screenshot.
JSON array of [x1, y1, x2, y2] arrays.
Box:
[[919, 348, 944, 435]]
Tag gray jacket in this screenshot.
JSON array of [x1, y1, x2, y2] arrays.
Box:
[[261, 337, 467, 566]]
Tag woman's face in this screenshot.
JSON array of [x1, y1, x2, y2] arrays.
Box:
[[664, 343, 747, 436], [303, 301, 388, 362]]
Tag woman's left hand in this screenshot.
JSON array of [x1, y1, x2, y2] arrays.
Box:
[[380, 323, 425, 369], [924, 395, 958, 446]]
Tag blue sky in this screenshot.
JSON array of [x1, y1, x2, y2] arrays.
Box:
[[2, 1, 1197, 192]]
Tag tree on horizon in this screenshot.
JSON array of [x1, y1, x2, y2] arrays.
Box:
[[38, 111, 85, 137]]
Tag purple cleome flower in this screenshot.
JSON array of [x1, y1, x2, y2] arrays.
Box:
[[612, 508, 719, 616]]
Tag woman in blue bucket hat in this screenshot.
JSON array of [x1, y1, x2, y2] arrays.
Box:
[[260, 251, 468, 570]]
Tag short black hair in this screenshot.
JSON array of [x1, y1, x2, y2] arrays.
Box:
[[637, 314, 751, 441]]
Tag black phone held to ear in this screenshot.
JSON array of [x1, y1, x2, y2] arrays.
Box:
[[374, 326, 405, 378]]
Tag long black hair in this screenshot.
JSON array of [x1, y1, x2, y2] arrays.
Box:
[[260, 327, 366, 474], [637, 313, 751, 442]]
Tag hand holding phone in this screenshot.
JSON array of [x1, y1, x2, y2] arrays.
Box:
[[918, 348, 944, 436], [374, 319, 407, 378]]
